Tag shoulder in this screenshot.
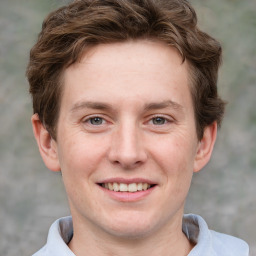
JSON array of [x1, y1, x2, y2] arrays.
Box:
[[210, 230, 249, 256], [31, 216, 75, 256], [32, 246, 47, 256], [183, 214, 249, 256]]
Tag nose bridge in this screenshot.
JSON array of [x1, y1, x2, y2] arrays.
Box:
[[108, 118, 146, 168]]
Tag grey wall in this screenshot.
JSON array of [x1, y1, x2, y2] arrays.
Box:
[[0, 0, 255, 255]]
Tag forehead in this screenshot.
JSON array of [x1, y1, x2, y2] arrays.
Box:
[[73, 40, 187, 78], [61, 40, 192, 111]]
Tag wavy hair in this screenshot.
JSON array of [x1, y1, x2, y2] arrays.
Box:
[[27, 0, 225, 140]]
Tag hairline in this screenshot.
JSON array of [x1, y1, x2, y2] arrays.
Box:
[[50, 39, 200, 141]]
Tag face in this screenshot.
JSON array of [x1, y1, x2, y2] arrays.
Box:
[[36, 40, 215, 239]]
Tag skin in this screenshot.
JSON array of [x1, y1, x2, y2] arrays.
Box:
[[32, 40, 217, 256]]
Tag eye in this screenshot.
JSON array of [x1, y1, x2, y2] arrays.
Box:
[[81, 115, 110, 133], [151, 116, 168, 125], [87, 116, 105, 125]]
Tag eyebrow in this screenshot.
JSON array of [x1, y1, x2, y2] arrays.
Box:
[[70, 101, 113, 113], [70, 100, 183, 113], [144, 100, 184, 112]]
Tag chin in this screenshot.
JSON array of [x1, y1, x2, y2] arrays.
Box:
[[107, 225, 154, 239], [101, 213, 159, 239]]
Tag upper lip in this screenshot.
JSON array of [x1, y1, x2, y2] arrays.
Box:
[[97, 177, 156, 185]]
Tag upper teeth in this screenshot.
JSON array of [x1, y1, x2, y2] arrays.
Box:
[[102, 183, 151, 192]]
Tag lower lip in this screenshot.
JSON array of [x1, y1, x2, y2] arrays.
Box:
[[98, 185, 156, 202]]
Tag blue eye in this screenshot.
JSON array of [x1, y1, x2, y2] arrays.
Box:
[[89, 117, 104, 125], [152, 117, 167, 125]]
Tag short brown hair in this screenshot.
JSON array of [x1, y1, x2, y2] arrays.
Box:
[[27, 0, 225, 140]]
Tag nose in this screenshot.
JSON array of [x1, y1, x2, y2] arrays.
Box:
[[108, 122, 147, 169]]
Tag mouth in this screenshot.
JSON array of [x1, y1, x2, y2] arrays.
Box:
[[98, 182, 156, 193]]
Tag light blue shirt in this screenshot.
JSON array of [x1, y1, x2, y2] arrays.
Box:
[[33, 214, 249, 256]]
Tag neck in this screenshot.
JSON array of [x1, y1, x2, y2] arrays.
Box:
[[68, 214, 194, 256]]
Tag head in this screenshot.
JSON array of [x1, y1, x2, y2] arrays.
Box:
[[27, 0, 226, 248], [27, 0, 225, 141]]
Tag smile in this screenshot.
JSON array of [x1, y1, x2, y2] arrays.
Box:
[[99, 182, 155, 192]]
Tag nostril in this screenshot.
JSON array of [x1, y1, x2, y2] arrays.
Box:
[[113, 159, 144, 170], [108, 134, 147, 168]]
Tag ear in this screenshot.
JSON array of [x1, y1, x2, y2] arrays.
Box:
[[193, 122, 217, 173], [31, 114, 61, 172]]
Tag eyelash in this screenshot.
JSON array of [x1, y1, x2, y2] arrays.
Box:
[[82, 115, 108, 126], [81, 114, 174, 131], [149, 116, 170, 125], [88, 117, 105, 125], [146, 114, 174, 127]]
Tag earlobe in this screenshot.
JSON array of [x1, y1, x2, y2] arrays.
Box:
[[31, 114, 61, 172], [194, 122, 217, 173]]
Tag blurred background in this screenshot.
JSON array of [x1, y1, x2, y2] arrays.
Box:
[[0, 0, 255, 255]]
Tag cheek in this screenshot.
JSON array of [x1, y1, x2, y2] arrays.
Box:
[[157, 134, 196, 166], [57, 133, 110, 178], [151, 133, 197, 186], [57, 135, 109, 206]]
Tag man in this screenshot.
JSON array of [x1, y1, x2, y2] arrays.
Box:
[[27, 0, 249, 255]]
